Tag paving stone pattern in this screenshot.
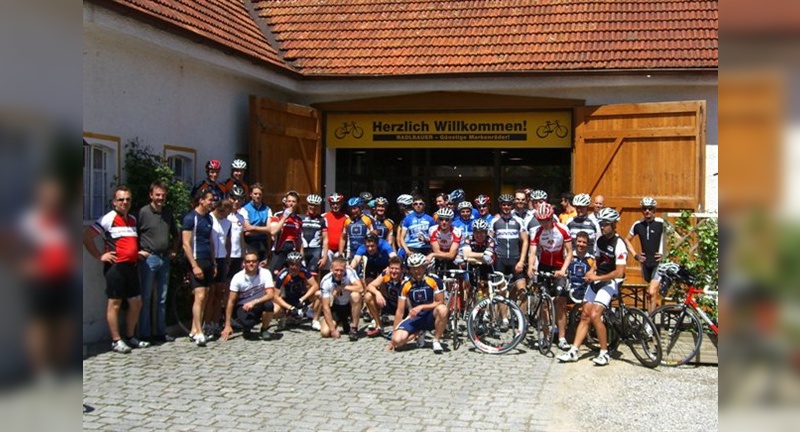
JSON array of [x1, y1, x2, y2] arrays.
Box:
[[83, 324, 717, 431]]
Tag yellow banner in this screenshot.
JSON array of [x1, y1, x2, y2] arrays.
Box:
[[325, 112, 572, 148]]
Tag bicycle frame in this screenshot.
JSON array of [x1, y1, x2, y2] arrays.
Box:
[[680, 285, 719, 335]]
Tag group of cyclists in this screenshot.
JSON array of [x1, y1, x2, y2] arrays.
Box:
[[90, 158, 669, 365]]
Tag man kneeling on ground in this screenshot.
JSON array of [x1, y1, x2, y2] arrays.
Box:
[[221, 250, 277, 341]]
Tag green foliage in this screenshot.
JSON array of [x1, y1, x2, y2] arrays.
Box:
[[667, 210, 719, 290], [123, 138, 191, 218], [666, 210, 719, 323]]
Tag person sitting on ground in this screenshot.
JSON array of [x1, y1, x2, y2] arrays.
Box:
[[221, 250, 277, 341], [272, 251, 320, 330], [388, 253, 448, 354], [319, 257, 364, 341], [364, 256, 407, 337]]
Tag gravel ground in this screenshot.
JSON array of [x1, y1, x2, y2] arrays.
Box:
[[549, 345, 718, 431]]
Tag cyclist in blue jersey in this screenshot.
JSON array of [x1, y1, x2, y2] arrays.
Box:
[[369, 197, 395, 250], [473, 195, 495, 227], [349, 234, 396, 283], [448, 188, 480, 218], [388, 253, 447, 353], [398, 196, 435, 257], [452, 201, 475, 240], [364, 256, 407, 337], [339, 197, 374, 260]]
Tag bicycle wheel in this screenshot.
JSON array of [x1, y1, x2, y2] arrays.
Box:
[[467, 297, 527, 354], [533, 293, 555, 355], [566, 303, 582, 343], [446, 283, 461, 350], [650, 305, 703, 366], [585, 308, 619, 352], [623, 308, 662, 368], [167, 275, 193, 336]]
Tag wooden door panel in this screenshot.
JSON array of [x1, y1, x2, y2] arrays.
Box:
[[249, 96, 321, 211], [574, 101, 706, 284]]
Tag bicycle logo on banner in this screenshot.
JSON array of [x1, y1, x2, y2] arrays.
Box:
[[334, 121, 364, 139], [536, 120, 569, 139]]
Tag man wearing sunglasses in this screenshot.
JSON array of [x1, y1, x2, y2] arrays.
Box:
[[398, 196, 435, 258], [83, 185, 150, 353], [624, 197, 666, 313]]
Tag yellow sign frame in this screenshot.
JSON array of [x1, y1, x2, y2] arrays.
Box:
[[326, 112, 572, 148]]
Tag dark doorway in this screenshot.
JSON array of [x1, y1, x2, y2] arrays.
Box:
[[335, 148, 570, 220]]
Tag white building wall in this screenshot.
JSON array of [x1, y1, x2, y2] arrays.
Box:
[[83, 8, 292, 343]]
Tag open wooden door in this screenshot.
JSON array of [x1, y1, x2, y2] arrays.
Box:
[[249, 96, 322, 210], [574, 101, 706, 285]]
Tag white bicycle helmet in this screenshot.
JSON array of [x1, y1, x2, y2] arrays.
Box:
[[287, 251, 304, 264], [435, 207, 454, 219], [657, 262, 681, 278], [231, 159, 247, 170], [374, 196, 389, 206], [530, 189, 548, 201], [457, 201, 473, 211], [640, 196, 658, 207], [498, 194, 514, 204], [396, 194, 413, 206], [472, 218, 490, 231], [573, 193, 591, 207], [597, 207, 620, 223], [229, 185, 246, 200], [407, 253, 427, 268], [306, 194, 323, 205]]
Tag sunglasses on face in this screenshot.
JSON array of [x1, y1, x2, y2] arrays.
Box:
[[116, 197, 131, 202], [500, 203, 513, 206], [244, 259, 259, 263], [413, 202, 425, 206], [642, 207, 655, 211], [439, 217, 451, 222], [599, 221, 612, 227], [477, 205, 488, 208]]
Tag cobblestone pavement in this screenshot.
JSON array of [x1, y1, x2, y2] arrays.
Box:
[[83, 323, 718, 431]]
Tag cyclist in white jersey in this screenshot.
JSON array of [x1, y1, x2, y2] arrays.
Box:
[[565, 193, 601, 254]]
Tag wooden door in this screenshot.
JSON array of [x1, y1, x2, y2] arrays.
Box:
[[249, 96, 322, 211], [574, 101, 706, 284]]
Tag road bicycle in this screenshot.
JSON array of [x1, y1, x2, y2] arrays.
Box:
[[535, 120, 569, 139], [570, 282, 663, 368], [442, 260, 483, 350], [334, 121, 364, 139], [466, 271, 528, 354], [649, 265, 719, 366], [526, 271, 558, 355]]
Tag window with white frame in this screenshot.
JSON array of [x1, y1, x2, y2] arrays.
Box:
[[164, 145, 196, 187], [83, 133, 120, 221]]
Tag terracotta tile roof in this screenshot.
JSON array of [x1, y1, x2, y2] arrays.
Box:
[[254, 0, 718, 75], [98, 0, 288, 70], [99, 0, 718, 76]]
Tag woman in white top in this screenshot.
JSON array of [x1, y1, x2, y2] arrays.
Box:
[[226, 185, 248, 280], [204, 199, 232, 337]]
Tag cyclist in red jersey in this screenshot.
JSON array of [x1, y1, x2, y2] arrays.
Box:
[[268, 191, 303, 275], [527, 202, 573, 350], [83, 185, 150, 353], [323, 193, 347, 268]]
